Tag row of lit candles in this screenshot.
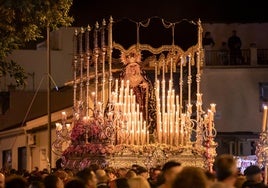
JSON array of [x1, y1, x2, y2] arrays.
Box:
[[155, 77, 216, 145], [109, 77, 216, 146], [111, 79, 150, 145]]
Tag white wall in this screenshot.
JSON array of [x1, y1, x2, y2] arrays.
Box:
[[0, 128, 59, 171], [201, 67, 268, 133], [3, 27, 77, 91], [0, 132, 26, 170]]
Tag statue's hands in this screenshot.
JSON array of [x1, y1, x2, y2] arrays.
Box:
[[139, 81, 148, 89]]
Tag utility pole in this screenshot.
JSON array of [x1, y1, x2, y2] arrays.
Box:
[[46, 25, 52, 172]]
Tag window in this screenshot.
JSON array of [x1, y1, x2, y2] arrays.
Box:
[[18, 147, 27, 171], [259, 82, 268, 111], [2, 150, 12, 170]]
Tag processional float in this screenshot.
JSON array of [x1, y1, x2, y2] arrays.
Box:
[[52, 17, 218, 172]]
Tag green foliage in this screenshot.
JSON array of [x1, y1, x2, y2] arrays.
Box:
[[0, 0, 74, 87], [0, 60, 28, 87]]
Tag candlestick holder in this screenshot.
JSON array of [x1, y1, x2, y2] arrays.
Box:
[[52, 113, 73, 156], [203, 126, 217, 172], [203, 136, 217, 172]]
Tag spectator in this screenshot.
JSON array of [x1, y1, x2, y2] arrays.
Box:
[[32, 167, 39, 174], [65, 178, 87, 188], [242, 165, 267, 188], [148, 167, 162, 188], [203, 31, 215, 48], [234, 173, 246, 188], [157, 160, 182, 188], [56, 158, 63, 170], [5, 175, 27, 188], [76, 168, 97, 188], [54, 170, 69, 185], [43, 174, 64, 188], [172, 166, 209, 188], [116, 168, 127, 178], [125, 170, 137, 179], [211, 154, 238, 188], [203, 31, 215, 65], [218, 41, 229, 65], [0, 173, 4, 188], [28, 181, 45, 188], [136, 166, 149, 179], [205, 170, 216, 187], [228, 30, 243, 65], [128, 176, 150, 188], [95, 169, 109, 188], [109, 178, 129, 188], [104, 167, 117, 182]]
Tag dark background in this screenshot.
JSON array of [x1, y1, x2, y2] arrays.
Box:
[[70, 0, 268, 27]]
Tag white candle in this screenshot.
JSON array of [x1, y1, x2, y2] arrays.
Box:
[[127, 95, 131, 113], [210, 103, 216, 113], [66, 123, 71, 131], [169, 79, 172, 91], [169, 122, 173, 145], [157, 112, 161, 143], [208, 110, 213, 136], [131, 130, 134, 145], [141, 130, 145, 145], [61, 111, 67, 121], [98, 102, 102, 111], [115, 79, 118, 93], [146, 129, 149, 144], [140, 113, 143, 126], [119, 88, 123, 104], [120, 79, 124, 89], [123, 97, 127, 113], [136, 130, 140, 145], [175, 121, 179, 146], [180, 114, 186, 145], [159, 121, 162, 144], [262, 106, 268, 132], [164, 121, 167, 144], [55, 123, 62, 131]]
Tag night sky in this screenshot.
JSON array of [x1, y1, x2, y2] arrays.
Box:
[[68, 0, 268, 51], [69, 0, 268, 27]]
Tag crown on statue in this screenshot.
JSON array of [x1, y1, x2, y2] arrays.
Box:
[[120, 48, 142, 65]]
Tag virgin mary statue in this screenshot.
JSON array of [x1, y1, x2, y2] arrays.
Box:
[[118, 48, 156, 135]]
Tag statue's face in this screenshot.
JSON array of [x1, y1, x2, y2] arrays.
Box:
[[126, 63, 141, 76], [124, 63, 144, 87], [126, 53, 137, 64]]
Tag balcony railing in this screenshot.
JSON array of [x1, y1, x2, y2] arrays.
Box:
[[204, 48, 268, 66]]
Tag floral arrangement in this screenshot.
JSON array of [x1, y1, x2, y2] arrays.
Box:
[[70, 120, 87, 143], [70, 116, 114, 144], [63, 113, 115, 159], [62, 143, 115, 158]]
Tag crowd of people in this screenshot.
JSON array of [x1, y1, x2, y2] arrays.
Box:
[[0, 154, 267, 188]]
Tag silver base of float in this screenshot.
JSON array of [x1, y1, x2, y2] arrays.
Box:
[[61, 143, 207, 171]]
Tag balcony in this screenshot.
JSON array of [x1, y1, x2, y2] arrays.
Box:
[[204, 48, 268, 66]]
